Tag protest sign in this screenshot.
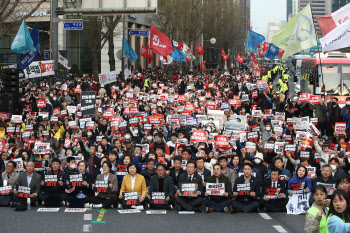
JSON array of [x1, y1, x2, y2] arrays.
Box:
[[206, 183, 225, 196], [81, 92, 96, 116]]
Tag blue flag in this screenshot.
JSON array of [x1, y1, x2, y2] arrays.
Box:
[[265, 43, 279, 60], [246, 30, 265, 53], [17, 23, 40, 71], [11, 20, 35, 54], [171, 47, 186, 61], [122, 37, 138, 62]]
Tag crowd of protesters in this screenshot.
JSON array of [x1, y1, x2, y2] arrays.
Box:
[[1, 65, 350, 232]]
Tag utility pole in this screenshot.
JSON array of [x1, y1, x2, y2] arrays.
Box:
[[51, 0, 59, 86]]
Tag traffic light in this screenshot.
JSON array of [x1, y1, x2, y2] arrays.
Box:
[[1, 68, 20, 114]]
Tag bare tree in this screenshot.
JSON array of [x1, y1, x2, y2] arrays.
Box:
[[0, 0, 48, 39]]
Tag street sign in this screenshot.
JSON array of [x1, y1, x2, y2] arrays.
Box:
[[44, 51, 50, 60], [64, 22, 83, 30], [129, 30, 149, 37]]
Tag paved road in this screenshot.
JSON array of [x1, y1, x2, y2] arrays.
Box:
[[0, 207, 305, 233]]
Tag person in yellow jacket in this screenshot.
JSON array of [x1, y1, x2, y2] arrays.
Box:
[[283, 73, 290, 82], [0, 121, 5, 140], [280, 81, 289, 94], [304, 185, 329, 233], [50, 123, 65, 141], [144, 76, 150, 88]]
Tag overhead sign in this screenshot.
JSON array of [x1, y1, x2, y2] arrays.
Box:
[[129, 30, 149, 37], [64, 22, 83, 30]]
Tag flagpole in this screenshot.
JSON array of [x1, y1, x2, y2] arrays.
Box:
[[309, 4, 325, 91]]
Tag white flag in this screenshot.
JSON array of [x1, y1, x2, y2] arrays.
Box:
[[58, 51, 71, 69], [320, 18, 350, 52], [182, 43, 195, 61]]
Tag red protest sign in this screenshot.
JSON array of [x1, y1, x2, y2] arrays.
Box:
[[0, 140, 5, 152], [52, 108, 60, 116], [130, 107, 139, 115], [113, 132, 125, 142], [300, 137, 313, 150], [36, 100, 46, 108], [229, 99, 242, 106], [184, 103, 195, 112], [147, 115, 163, 126], [335, 122, 346, 135], [252, 90, 258, 98], [0, 112, 9, 120], [299, 93, 309, 103], [310, 95, 321, 105], [103, 109, 114, 117], [178, 95, 186, 101], [215, 135, 230, 148], [190, 130, 207, 142]]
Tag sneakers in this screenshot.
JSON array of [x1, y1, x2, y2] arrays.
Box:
[[118, 204, 122, 209], [84, 203, 91, 208], [223, 207, 230, 213], [169, 205, 173, 210], [93, 204, 103, 208]]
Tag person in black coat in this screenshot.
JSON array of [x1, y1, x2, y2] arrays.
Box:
[[259, 168, 288, 212], [232, 163, 261, 213], [147, 164, 174, 209], [168, 157, 186, 188], [66, 161, 94, 207], [204, 164, 232, 213], [175, 161, 203, 212], [38, 158, 67, 206]]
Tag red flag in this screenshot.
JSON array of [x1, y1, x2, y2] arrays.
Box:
[[257, 43, 261, 48], [258, 49, 265, 57], [221, 49, 228, 62], [178, 42, 183, 52], [196, 44, 204, 55], [146, 44, 153, 64], [278, 48, 284, 57], [236, 53, 244, 63], [263, 42, 269, 52], [141, 45, 147, 57], [150, 23, 173, 58], [247, 23, 251, 30], [200, 62, 206, 72]]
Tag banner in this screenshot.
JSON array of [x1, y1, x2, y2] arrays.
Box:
[[171, 47, 187, 61], [317, 3, 350, 36], [99, 71, 117, 85], [150, 23, 173, 58], [265, 43, 279, 60], [123, 37, 138, 62], [23, 60, 54, 79], [191, 130, 207, 142], [17, 23, 40, 71], [58, 51, 71, 69], [271, 4, 317, 60], [246, 30, 265, 53], [81, 91, 96, 116], [11, 20, 35, 53], [320, 17, 350, 52]]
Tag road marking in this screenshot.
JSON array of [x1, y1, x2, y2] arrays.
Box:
[[91, 208, 107, 223], [273, 225, 288, 233], [83, 224, 92, 232], [84, 214, 92, 221], [259, 213, 272, 220]]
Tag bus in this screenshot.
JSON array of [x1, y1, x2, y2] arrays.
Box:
[[291, 55, 311, 77], [300, 55, 350, 96]]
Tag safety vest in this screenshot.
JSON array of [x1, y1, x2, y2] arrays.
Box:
[[267, 70, 272, 78], [262, 75, 269, 81], [280, 83, 288, 93], [283, 74, 290, 81], [306, 206, 329, 233], [144, 79, 149, 87], [278, 78, 283, 86]]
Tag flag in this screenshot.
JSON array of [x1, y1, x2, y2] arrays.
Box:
[[236, 53, 244, 63], [182, 43, 195, 61], [247, 23, 251, 30], [262, 42, 270, 52], [317, 3, 350, 36], [258, 48, 265, 57], [160, 55, 173, 65], [122, 37, 138, 62], [271, 4, 317, 60], [171, 47, 187, 61], [178, 42, 183, 51], [11, 20, 36, 53], [200, 61, 206, 72], [146, 44, 153, 64], [17, 23, 40, 70], [265, 43, 279, 60], [278, 48, 285, 57], [150, 23, 173, 58], [196, 44, 204, 55], [58, 51, 71, 69], [141, 45, 147, 57], [246, 30, 265, 53], [320, 18, 350, 52], [173, 40, 179, 48], [221, 49, 228, 61]]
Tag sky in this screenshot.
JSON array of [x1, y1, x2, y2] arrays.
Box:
[[250, 0, 287, 38]]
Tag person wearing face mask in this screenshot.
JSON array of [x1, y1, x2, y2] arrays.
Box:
[[341, 97, 350, 118], [260, 115, 273, 143], [329, 158, 345, 180], [166, 133, 177, 155], [63, 157, 79, 176], [50, 95, 59, 108], [313, 137, 331, 167], [253, 153, 268, 179], [149, 133, 170, 155]]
